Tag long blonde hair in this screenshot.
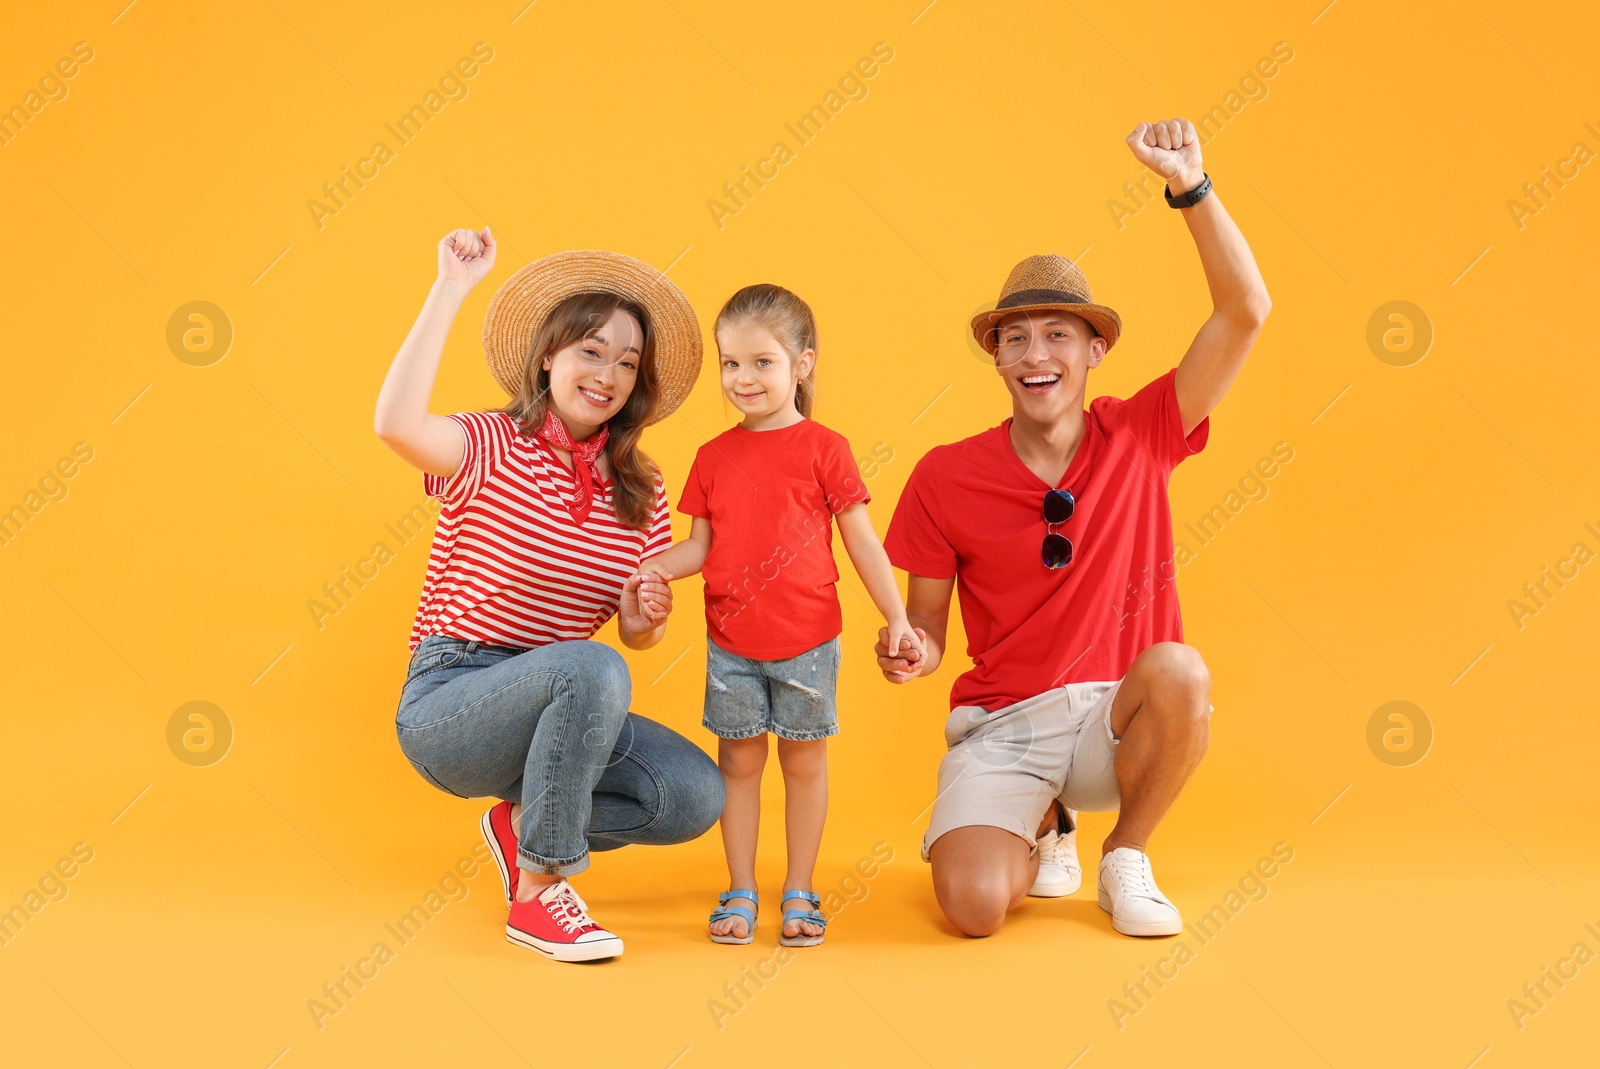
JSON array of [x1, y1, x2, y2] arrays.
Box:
[[714, 284, 817, 418], [494, 292, 659, 529]]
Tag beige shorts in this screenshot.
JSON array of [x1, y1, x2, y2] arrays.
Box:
[[920, 680, 1125, 862]]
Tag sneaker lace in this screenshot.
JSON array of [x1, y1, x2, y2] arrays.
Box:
[[544, 882, 599, 934], [1039, 831, 1072, 866], [1112, 852, 1159, 898]]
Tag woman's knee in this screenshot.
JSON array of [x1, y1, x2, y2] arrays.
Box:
[[669, 752, 726, 841], [559, 641, 633, 715]]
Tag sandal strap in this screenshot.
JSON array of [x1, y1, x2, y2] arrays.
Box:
[[781, 908, 829, 927], [710, 904, 756, 925], [780, 889, 827, 928], [711, 888, 759, 927]]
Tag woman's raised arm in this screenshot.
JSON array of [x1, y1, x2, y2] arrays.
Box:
[[374, 227, 497, 478]]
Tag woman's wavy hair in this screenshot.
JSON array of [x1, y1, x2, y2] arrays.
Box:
[[494, 291, 660, 529]]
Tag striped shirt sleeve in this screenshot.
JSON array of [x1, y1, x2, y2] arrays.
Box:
[[423, 411, 512, 505], [641, 473, 674, 558]]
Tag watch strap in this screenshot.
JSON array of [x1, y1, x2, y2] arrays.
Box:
[[1164, 172, 1212, 208]]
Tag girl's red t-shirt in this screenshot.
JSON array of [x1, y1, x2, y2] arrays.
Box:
[[677, 417, 870, 661], [884, 369, 1209, 711]]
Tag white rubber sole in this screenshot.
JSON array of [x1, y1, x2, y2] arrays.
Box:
[[709, 930, 755, 945], [1097, 889, 1183, 937], [506, 924, 623, 962], [1027, 871, 1083, 898], [479, 807, 515, 908]]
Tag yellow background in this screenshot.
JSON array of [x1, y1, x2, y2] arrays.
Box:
[[4, 1, 1597, 1065]]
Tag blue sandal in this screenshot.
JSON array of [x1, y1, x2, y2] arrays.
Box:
[[779, 889, 828, 947], [708, 889, 759, 945]]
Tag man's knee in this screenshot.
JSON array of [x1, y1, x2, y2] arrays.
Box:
[[935, 872, 1013, 937], [1140, 642, 1211, 718]]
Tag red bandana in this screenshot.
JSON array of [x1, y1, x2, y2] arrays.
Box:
[[535, 409, 609, 525]]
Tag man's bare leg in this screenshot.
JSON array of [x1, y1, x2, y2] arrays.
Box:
[[930, 643, 1208, 938], [1102, 642, 1211, 856], [929, 826, 1039, 937]]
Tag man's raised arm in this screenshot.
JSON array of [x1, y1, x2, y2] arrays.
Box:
[[1126, 118, 1271, 436]]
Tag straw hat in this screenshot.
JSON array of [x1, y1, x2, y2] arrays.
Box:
[[970, 254, 1122, 355], [481, 250, 703, 425]]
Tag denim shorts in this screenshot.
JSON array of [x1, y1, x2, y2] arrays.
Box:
[[703, 634, 840, 742]]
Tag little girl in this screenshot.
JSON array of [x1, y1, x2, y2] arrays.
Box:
[[639, 284, 923, 946]]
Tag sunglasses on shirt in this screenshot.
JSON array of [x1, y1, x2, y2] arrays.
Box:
[[1042, 488, 1075, 569]]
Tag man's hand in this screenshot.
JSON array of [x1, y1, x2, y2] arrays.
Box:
[[876, 625, 927, 684], [1126, 119, 1204, 196]]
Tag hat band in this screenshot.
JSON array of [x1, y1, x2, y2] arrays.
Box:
[[995, 288, 1093, 311]]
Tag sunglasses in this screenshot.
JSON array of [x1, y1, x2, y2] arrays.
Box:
[[1042, 488, 1075, 569]]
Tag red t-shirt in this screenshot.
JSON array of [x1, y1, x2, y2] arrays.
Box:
[[677, 418, 870, 660], [884, 369, 1208, 711], [408, 411, 673, 652]]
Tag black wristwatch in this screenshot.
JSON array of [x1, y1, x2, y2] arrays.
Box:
[[1164, 172, 1212, 208]]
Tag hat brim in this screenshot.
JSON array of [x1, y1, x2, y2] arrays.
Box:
[[971, 302, 1122, 355], [481, 250, 703, 426]]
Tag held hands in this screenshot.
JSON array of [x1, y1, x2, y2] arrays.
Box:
[[437, 226, 497, 290], [625, 570, 675, 630], [1125, 118, 1204, 196], [875, 622, 927, 685]]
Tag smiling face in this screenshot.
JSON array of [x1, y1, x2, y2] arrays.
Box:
[[716, 319, 814, 425], [540, 306, 644, 436], [992, 309, 1106, 421]]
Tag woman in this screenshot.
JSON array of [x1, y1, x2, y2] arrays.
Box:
[[375, 227, 723, 963]]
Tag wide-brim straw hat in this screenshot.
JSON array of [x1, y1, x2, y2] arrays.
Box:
[[970, 254, 1122, 355], [482, 250, 703, 426]]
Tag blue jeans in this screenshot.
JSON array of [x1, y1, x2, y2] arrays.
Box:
[[395, 635, 724, 877]]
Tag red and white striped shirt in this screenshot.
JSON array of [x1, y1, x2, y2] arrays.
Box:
[[407, 410, 673, 652]]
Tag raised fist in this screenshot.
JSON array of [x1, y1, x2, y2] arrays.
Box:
[[437, 226, 496, 288], [1125, 119, 1204, 195]]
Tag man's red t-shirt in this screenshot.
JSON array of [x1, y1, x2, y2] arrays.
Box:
[[884, 369, 1208, 711], [677, 418, 870, 661]]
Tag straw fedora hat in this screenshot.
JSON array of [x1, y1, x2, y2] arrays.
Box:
[[481, 250, 703, 426], [970, 254, 1122, 355]]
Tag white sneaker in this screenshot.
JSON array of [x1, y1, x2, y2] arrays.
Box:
[[1097, 847, 1181, 936], [1028, 808, 1081, 897]]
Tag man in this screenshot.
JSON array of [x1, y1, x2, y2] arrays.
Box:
[[878, 118, 1270, 938]]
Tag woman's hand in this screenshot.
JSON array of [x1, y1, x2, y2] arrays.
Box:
[[437, 227, 497, 290], [634, 570, 674, 625], [619, 571, 674, 639]]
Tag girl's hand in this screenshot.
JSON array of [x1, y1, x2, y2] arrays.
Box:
[[437, 226, 496, 289], [620, 571, 673, 635], [638, 570, 674, 624], [875, 623, 926, 684]]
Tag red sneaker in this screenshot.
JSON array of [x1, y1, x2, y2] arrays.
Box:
[[506, 879, 624, 962], [480, 801, 518, 907]]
